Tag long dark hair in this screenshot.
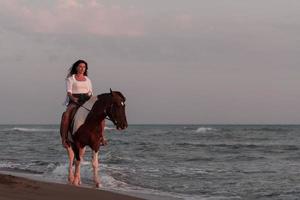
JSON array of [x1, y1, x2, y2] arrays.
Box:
[[67, 59, 88, 77]]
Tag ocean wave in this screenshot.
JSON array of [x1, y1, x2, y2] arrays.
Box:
[[0, 161, 43, 174], [195, 127, 217, 133], [242, 170, 276, 174], [3, 126, 114, 133], [50, 162, 130, 189], [4, 127, 58, 132], [185, 157, 214, 162], [172, 167, 209, 176], [174, 142, 300, 151], [242, 127, 291, 132], [51, 163, 69, 176], [102, 164, 185, 200], [104, 126, 115, 130], [0, 167, 43, 174], [212, 144, 299, 150], [101, 172, 130, 188], [51, 162, 92, 179], [0, 161, 17, 169], [225, 155, 266, 162], [51, 162, 185, 200], [105, 153, 135, 164]]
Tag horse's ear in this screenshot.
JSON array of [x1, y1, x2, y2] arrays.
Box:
[[110, 88, 113, 95]]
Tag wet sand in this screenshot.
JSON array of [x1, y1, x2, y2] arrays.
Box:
[[0, 173, 145, 200]]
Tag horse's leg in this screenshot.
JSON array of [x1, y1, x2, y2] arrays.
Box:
[[66, 146, 74, 184], [73, 147, 85, 186], [77, 147, 85, 185], [92, 150, 101, 188], [100, 120, 108, 146]]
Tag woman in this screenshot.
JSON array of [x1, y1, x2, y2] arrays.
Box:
[[60, 60, 106, 149]]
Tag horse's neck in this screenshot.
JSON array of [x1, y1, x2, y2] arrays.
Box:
[[93, 94, 112, 119]]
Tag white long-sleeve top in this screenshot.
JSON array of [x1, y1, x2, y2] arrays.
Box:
[[66, 75, 93, 95], [64, 75, 93, 106]]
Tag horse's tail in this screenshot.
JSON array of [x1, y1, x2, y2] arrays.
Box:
[[69, 119, 81, 161], [71, 143, 81, 161]]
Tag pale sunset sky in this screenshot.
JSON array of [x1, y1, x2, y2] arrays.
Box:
[[0, 0, 299, 124]]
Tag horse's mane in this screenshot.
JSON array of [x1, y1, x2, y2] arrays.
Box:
[[97, 93, 110, 99], [97, 91, 126, 101], [114, 91, 126, 101]]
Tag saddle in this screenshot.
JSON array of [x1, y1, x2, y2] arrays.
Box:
[[67, 96, 98, 143]]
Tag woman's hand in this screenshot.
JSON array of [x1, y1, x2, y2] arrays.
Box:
[[71, 96, 79, 103], [67, 92, 79, 103]]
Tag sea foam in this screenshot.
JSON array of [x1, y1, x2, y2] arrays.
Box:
[[195, 127, 216, 133], [7, 127, 58, 132]]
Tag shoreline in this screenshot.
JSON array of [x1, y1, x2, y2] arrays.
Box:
[[0, 171, 181, 200], [0, 172, 145, 200]]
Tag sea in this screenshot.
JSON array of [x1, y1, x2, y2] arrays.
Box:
[[1, 124, 300, 200]]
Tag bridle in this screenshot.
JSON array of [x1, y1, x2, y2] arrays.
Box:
[[103, 103, 117, 124]]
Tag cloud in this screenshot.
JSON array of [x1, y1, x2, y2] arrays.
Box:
[[0, 0, 145, 36], [173, 14, 194, 30]]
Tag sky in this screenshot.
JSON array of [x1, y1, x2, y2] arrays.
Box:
[[0, 0, 300, 124]]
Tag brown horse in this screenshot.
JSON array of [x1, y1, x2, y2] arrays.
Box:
[[65, 89, 127, 187]]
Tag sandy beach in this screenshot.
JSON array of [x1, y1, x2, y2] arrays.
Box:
[[0, 173, 144, 200]]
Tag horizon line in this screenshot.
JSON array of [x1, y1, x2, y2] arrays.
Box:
[[0, 123, 300, 126]]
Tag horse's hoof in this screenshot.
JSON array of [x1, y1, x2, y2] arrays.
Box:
[[72, 178, 80, 186], [68, 176, 74, 184], [95, 183, 102, 188], [73, 181, 79, 186]]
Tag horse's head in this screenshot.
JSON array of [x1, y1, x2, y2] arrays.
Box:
[[106, 89, 128, 130]]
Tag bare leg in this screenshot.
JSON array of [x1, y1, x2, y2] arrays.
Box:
[[60, 112, 71, 148], [73, 147, 85, 186], [66, 146, 74, 184], [92, 150, 101, 188], [60, 104, 78, 148]]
